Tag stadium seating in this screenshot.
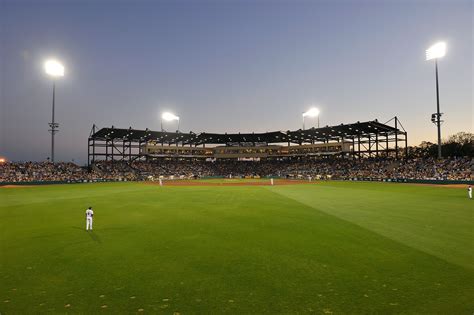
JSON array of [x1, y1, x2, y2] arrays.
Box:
[[0, 157, 472, 183]]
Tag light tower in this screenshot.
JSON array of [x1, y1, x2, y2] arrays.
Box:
[[426, 42, 446, 159], [44, 59, 65, 162]]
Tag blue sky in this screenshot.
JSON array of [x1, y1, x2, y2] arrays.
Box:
[[0, 0, 472, 163]]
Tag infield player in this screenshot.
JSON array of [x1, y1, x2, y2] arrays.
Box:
[[468, 185, 472, 199], [85, 207, 94, 231]]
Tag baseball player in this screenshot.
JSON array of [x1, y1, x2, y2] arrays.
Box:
[[468, 185, 472, 199], [85, 207, 94, 231]]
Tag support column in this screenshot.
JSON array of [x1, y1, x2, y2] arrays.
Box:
[[123, 141, 126, 161], [404, 132, 408, 158], [375, 133, 379, 157], [111, 140, 115, 163], [352, 137, 355, 160], [87, 138, 91, 167], [368, 135, 371, 157], [340, 136, 343, 157], [357, 134, 361, 159], [395, 117, 399, 159], [105, 140, 109, 161], [92, 139, 96, 164]]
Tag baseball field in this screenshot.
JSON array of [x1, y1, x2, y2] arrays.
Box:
[[1, 180, 473, 314]]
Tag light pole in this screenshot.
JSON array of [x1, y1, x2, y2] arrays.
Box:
[[302, 107, 320, 130], [161, 112, 180, 132], [426, 42, 446, 159], [44, 59, 65, 162]]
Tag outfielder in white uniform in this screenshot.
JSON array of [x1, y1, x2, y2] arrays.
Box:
[[468, 185, 472, 199], [85, 207, 94, 231]]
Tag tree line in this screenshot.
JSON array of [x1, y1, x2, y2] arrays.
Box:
[[408, 132, 473, 158]]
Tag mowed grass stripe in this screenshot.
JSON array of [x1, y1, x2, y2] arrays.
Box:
[[268, 181, 474, 270], [0, 182, 155, 208], [0, 183, 472, 314]]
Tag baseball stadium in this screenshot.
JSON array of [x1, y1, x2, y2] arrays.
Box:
[[1, 1, 473, 315], [2, 115, 473, 314]]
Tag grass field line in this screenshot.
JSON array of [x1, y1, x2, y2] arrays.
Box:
[[265, 185, 474, 271], [314, 181, 466, 196]]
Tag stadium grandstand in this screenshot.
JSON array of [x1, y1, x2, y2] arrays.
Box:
[[87, 117, 408, 165], [2, 116, 472, 185]]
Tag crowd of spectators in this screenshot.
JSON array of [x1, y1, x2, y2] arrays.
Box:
[[0, 162, 87, 183], [93, 161, 137, 181], [0, 161, 137, 183], [0, 157, 472, 183]]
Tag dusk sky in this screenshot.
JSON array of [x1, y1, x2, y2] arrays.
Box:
[[1, 0, 472, 164]]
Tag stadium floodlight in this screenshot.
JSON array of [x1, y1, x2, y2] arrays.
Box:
[[44, 58, 65, 163], [426, 42, 446, 159], [44, 59, 65, 77], [426, 42, 446, 61], [161, 112, 180, 132], [302, 107, 320, 130], [303, 107, 320, 118], [162, 112, 179, 121]]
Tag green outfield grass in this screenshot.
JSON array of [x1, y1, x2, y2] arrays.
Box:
[[0, 181, 473, 314]]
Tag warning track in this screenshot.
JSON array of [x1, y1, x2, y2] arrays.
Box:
[[0, 185, 37, 188]]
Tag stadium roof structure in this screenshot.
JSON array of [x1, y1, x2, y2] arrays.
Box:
[[88, 117, 408, 164], [90, 119, 403, 145]]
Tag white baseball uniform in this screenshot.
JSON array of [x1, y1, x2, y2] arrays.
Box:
[[468, 187, 472, 199], [86, 209, 94, 230]]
